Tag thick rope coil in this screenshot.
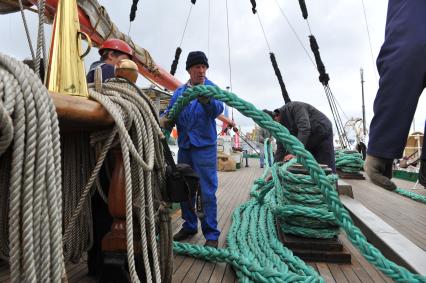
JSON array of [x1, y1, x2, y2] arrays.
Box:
[[335, 150, 364, 173], [0, 53, 63, 283], [168, 85, 426, 283], [86, 79, 168, 283]]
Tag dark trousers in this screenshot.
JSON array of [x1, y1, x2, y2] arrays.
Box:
[[367, 0, 426, 159], [309, 134, 336, 173]]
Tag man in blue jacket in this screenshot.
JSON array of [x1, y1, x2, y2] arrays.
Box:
[[161, 51, 223, 248], [365, 0, 426, 191]]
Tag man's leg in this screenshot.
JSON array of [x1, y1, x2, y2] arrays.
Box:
[[177, 148, 198, 234], [191, 146, 220, 241], [366, 1, 426, 189], [311, 134, 336, 173]]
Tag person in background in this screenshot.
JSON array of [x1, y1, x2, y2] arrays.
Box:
[[160, 51, 223, 248], [86, 38, 133, 83], [364, 0, 426, 191], [268, 101, 336, 172], [85, 38, 133, 277], [257, 110, 274, 168]]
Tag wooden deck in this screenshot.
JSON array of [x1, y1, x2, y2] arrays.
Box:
[[170, 159, 394, 283], [0, 159, 424, 282], [345, 176, 426, 252]]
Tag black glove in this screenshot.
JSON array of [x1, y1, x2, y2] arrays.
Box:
[[364, 155, 396, 191]]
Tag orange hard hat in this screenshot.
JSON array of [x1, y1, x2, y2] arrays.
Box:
[[99, 38, 133, 57]]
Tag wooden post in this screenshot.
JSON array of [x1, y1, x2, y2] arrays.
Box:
[[101, 149, 127, 252]]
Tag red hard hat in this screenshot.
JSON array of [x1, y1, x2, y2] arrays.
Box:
[[98, 38, 133, 57]]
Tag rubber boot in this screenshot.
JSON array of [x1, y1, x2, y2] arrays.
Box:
[[419, 159, 426, 188], [364, 154, 396, 191]]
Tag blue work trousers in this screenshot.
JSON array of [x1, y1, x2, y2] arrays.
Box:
[[367, 0, 426, 159], [178, 146, 220, 241]]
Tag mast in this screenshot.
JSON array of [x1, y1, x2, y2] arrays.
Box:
[[360, 68, 367, 136]]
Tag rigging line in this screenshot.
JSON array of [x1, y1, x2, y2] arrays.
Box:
[[225, 0, 234, 120], [225, 0, 233, 92], [324, 86, 348, 148], [18, 0, 36, 61], [128, 21, 132, 37], [326, 87, 350, 121], [273, 0, 315, 68], [207, 0, 211, 57], [179, 4, 194, 47], [256, 13, 272, 53], [360, 0, 378, 83], [326, 87, 350, 140]]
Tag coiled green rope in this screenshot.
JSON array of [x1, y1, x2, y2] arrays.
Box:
[[335, 150, 364, 174], [168, 85, 426, 282]]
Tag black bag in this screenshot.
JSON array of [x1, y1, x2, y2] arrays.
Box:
[[161, 138, 200, 203]]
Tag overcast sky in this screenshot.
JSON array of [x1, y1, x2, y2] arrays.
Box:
[[1, 0, 425, 137]]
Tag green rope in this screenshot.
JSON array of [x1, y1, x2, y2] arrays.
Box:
[[395, 188, 426, 204], [168, 85, 426, 282], [335, 150, 364, 174]]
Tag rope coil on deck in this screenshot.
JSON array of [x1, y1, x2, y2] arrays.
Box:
[[168, 85, 426, 283], [335, 150, 364, 174]]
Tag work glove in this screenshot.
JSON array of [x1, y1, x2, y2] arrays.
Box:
[[159, 116, 175, 131], [364, 154, 396, 191], [197, 96, 211, 105]]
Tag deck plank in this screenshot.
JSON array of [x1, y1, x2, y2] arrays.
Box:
[[316, 262, 336, 283], [345, 177, 426, 251]]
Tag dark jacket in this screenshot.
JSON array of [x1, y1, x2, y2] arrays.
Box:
[[86, 61, 115, 83], [274, 101, 333, 162]]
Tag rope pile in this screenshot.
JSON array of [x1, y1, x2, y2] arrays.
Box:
[[335, 150, 364, 174], [272, 160, 339, 239], [0, 53, 64, 283], [169, 85, 426, 282], [86, 79, 170, 283]]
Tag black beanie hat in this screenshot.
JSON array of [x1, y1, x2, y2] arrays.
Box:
[[186, 51, 209, 70]]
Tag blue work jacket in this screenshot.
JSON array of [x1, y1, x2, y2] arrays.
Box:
[[164, 79, 223, 149]]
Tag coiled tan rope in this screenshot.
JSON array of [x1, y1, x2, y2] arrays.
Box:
[[0, 53, 63, 283]]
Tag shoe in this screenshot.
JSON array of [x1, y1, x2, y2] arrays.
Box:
[[173, 228, 197, 241], [364, 154, 396, 191], [204, 240, 218, 248]]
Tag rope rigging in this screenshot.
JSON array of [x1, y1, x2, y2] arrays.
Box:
[[360, 0, 378, 83], [129, 0, 140, 22], [295, 0, 350, 149], [170, 2, 194, 75], [167, 85, 426, 283], [225, 0, 234, 120], [250, 0, 257, 14], [254, 7, 291, 104]]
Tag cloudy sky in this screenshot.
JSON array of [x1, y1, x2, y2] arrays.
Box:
[[1, 0, 425, 137]]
